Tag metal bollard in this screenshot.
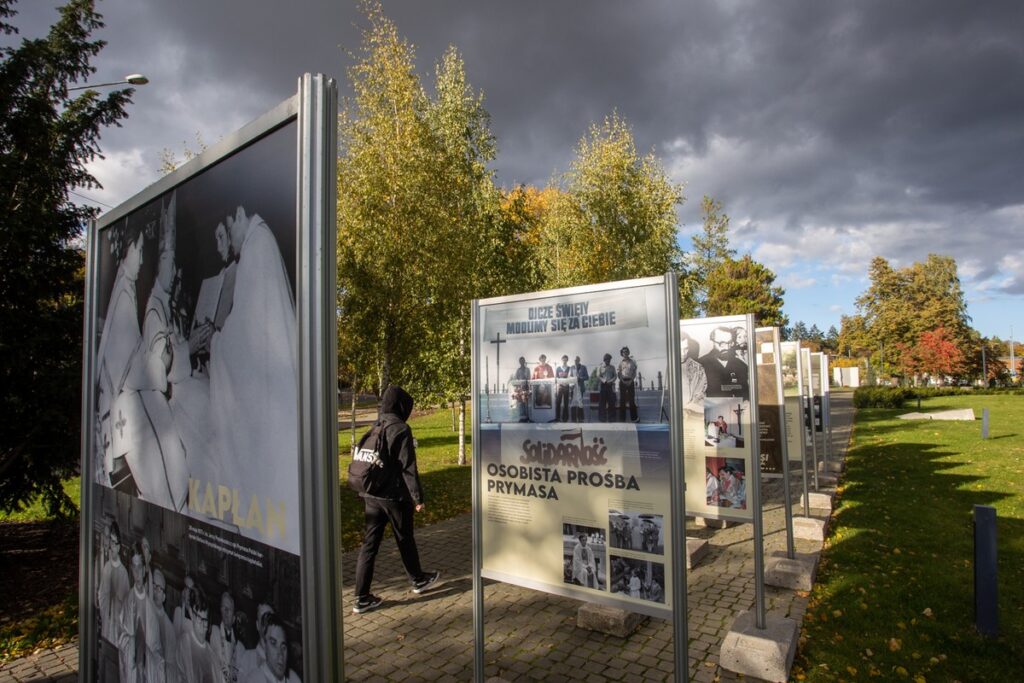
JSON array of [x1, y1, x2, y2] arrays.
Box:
[[981, 408, 990, 439], [973, 505, 998, 636]]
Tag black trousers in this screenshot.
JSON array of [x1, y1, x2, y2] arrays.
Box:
[[619, 381, 637, 422], [555, 385, 571, 421], [598, 384, 615, 422], [354, 496, 425, 597]]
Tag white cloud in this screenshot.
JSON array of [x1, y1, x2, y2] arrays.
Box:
[[996, 254, 1024, 295], [779, 273, 817, 290], [81, 148, 152, 211]]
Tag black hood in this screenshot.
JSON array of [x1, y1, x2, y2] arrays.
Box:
[[380, 385, 414, 421]]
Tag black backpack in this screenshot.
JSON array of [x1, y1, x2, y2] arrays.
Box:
[[348, 422, 390, 495]]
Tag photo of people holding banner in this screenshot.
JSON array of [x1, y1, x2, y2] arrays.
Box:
[[492, 346, 661, 424], [480, 285, 670, 425], [487, 344, 664, 424]]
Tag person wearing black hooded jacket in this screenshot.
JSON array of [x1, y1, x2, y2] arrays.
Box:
[[352, 385, 440, 613]]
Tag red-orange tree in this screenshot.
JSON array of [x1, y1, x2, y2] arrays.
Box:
[[897, 327, 967, 384]]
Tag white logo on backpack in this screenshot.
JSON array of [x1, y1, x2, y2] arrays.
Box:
[[353, 447, 384, 467]]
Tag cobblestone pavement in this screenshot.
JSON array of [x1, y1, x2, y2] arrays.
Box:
[[1, 395, 853, 682]]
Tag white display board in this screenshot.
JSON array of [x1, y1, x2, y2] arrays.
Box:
[[474, 275, 682, 619], [680, 314, 758, 523]]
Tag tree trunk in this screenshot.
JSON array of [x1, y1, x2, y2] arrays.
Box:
[[451, 400, 457, 432], [350, 383, 358, 453], [458, 398, 467, 465]]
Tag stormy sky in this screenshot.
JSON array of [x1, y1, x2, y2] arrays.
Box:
[[9, 0, 1024, 339]]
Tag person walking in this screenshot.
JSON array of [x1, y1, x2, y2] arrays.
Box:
[[352, 385, 440, 614]]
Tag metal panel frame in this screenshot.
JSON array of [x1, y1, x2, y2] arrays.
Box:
[[78, 76, 340, 679], [679, 313, 757, 525], [663, 272, 689, 681], [296, 73, 342, 683], [821, 354, 832, 462], [801, 347, 820, 491], [78, 216, 101, 678], [757, 327, 794, 559], [472, 273, 687, 681], [790, 342, 811, 517]]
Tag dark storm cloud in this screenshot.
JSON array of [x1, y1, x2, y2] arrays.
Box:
[[379, 0, 1024, 281], [8, 0, 1024, 299]]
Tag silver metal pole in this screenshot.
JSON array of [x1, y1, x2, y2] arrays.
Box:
[[823, 355, 833, 464], [805, 350, 820, 492], [747, 316, 766, 630], [297, 73, 342, 683], [771, 330, 795, 559], [664, 273, 689, 682], [471, 301, 485, 683], [795, 345, 810, 518], [78, 219, 100, 680], [819, 354, 830, 465]]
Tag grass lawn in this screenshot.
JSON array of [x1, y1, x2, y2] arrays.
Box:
[[0, 478, 80, 522], [338, 408, 472, 549], [793, 394, 1024, 682]]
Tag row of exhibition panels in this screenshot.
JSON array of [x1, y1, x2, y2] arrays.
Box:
[[77, 77, 833, 681], [470, 275, 836, 681]]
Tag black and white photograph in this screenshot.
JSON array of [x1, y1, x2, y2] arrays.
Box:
[[608, 556, 665, 605], [780, 342, 801, 398], [561, 523, 606, 591], [91, 121, 302, 555], [479, 282, 671, 425], [680, 329, 706, 416], [92, 486, 303, 683], [692, 322, 750, 400], [607, 510, 664, 555], [705, 457, 748, 511], [703, 397, 748, 449]]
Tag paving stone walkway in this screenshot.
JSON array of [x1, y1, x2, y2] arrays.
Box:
[[1, 395, 853, 682]]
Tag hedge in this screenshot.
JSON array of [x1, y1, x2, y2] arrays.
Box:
[[853, 385, 1024, 408]]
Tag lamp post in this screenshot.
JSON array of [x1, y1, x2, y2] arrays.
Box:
[[67, 73, 148, 91]]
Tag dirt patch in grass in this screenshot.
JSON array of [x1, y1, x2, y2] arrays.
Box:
[[0, 520, 79, 661]]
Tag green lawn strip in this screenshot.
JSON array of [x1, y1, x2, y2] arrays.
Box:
[[793, 395, 1024, 682], [338, 408, 472, 550], [0, 477, 80, 523]]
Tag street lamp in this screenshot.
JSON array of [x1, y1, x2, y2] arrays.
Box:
[[67, 73, 149, 91]]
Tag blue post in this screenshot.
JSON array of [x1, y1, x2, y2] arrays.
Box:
[[981, 408, 990, 440], [973, 505, 998, 636]]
